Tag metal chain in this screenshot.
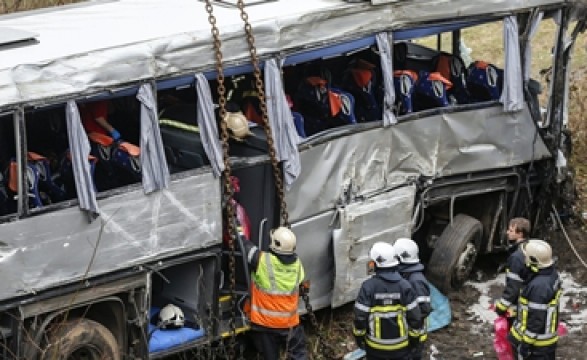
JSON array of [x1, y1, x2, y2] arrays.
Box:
[[300, 290, 335, 359], [235, 0, 289, 227], [204, 2, 238, 359]]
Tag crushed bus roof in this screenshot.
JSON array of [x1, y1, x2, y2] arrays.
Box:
[[0, 0, 566, 109]]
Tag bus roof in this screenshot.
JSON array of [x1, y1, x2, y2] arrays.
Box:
[[0, 0, 566, 109]]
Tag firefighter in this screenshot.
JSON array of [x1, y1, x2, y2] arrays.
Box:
[[353, 241, 422, 360], [508, 239, 561, 360], [394, 238, 432, 360], [494, 217, 531, 319], [242, 226, 308, 360]]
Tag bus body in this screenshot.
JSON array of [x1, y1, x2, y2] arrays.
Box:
[[0, 0, 583, 358]]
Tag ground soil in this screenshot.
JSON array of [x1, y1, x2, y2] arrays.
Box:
[[305, 219, 587, 360]]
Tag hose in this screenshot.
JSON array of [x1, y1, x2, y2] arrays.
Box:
[[552, 204, 587, 269]]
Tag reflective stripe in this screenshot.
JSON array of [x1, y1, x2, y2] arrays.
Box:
[[416, 296, 431, 303], [247, 246, 258, 264], [353, 327, 366, 336], [511, 290, 562, 348], [251, 304, 297, 318], [365, 335, 409, 351], [506, 271, 523, 282], [406, 299, 418, 311], [355, 302, 371, 313], [497, 298, 512, 308], [527, 301, 548, 310]]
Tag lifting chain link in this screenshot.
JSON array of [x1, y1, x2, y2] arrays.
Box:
[[235, 0, 289, 228], [204, 1, 240, 359]]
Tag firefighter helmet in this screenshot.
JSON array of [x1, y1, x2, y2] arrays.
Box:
[[369, 242, 399, 268], [522, 239, 554, 269], [394, 237, 420, 264], [225, 111, 252, 141], [158, 304, 185, 329], [269, 227, 297, 255]]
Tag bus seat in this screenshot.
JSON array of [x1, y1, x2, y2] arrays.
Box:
[[291, 111, 307, 138], [413, 71, 453, 111], [432, 52, 469, 104], [58, 150, 97, 199], [466, 61, 504, 102], [393, 70, 418, 115], [159, 120, 209, 172]]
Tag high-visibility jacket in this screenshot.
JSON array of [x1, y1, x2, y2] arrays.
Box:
[[508, 266, 561, 353], [250, 251, 305, 329], [495, 239, 529, 314], [353, 269, 422, 359]]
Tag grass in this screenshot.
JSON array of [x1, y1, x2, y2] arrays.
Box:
[[0, 0, 79, 14]]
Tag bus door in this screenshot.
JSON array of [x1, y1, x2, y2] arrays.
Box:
[[331, 184, 416, 307]]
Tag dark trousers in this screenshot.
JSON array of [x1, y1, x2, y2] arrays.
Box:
[[511, 345, 556, 360], [366, 354, 412, 360], [250, 325, 308, 360], [411, 341, 424, 360]]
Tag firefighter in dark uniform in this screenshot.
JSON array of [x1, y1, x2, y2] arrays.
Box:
[[495, 217, 531, 319], [394, 238, 432, 360], [508, 239, 561, 360], [353, 241, 422, 360]]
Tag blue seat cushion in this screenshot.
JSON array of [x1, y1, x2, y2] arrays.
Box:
[[148, 307, 205, 353]]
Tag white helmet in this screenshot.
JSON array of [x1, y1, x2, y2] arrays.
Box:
[[522, 239, 553, 269], [394, 238, 420, 264], [158, 304, 185, 329], [225, 111, 253, 141], [270, 227, 297, 255], [369, 242, 399, 268]]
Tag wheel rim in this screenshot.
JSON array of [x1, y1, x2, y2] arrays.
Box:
[[451, 242, 477, 288]]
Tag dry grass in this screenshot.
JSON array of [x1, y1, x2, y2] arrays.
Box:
[[0, 0, 79, 14]]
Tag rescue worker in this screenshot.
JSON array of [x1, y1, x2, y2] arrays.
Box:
[[394, 238, 432, 360], [242, 226, 308, 360], [353, 241, 422, 360], [79, 100, 122, 142], [495, 217, 531, 319], [508, 239, 561, 360]]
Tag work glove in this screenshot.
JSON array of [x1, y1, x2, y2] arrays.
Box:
[[518, 344, 531, 359], [354, 335, 365, 350], [110, 129, 122, 142], [494, 302, 508, 317]]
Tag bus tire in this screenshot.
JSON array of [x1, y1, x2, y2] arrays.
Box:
[[426, 214, 482, 294], [42, 318, 120, 360]]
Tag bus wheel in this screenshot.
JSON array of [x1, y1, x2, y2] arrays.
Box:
[[426, 214, 482, 294], [42, 318, 120, 360]]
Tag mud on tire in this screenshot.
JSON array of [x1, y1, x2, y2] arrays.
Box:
[[42, 318, 120, 360], [426, 214, 483, 294]]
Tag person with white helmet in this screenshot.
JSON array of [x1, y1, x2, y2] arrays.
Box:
[[507, 239, 561, 360], [241, 226, 307, 359], [353, 241, 422, 360], [495, 217, 531, 320], [394, 238, 431, 360]]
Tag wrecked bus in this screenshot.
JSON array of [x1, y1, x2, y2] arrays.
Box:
[[0, 0, 584, 358]]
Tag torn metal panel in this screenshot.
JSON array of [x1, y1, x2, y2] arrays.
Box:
[[331, 185, 416, 308], [286, 104, 550, 222], [0, 171, 221, 302], [291, 210, 336, 312]]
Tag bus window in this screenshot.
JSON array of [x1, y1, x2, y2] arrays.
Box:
[[0, 113, 16, 218]]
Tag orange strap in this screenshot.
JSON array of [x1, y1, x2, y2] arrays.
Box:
[[118, 142, 140, 157], [351, 68, 373, 88], [88, 132, 114, 146], [27, 152, 46, 162], [393, 70, 419, 82], [428, 72, 453, 90], [8, 161, 18, 193], [328, 91, 343, 117]]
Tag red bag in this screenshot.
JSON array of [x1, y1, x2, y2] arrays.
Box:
[[493, 316, 515, 360]]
